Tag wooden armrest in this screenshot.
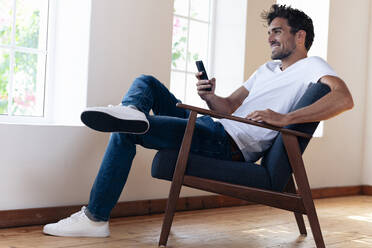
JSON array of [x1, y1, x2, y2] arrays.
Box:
[[177, 103, 312, 139]]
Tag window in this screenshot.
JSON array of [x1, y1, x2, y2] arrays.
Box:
[[0, 0, 49, 118], [170, 0, 214, 107], [0, 0, 91, 125], [170, 1, 248, 108]]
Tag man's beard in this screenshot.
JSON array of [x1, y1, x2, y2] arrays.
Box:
[[271, 49, 293, 60], [271, 43, 296, 60]]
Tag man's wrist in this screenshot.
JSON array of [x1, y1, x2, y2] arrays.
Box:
[[203, 93, 216, 103], [284, 112, 295, 126]]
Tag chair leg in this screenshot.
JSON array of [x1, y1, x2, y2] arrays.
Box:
[[285, 176, 307, 235], [159, 182, 182, 247], [159, 111, 198, 247], [282, 134, 325, 248]]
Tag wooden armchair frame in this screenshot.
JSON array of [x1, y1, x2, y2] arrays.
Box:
[[158, 103, 325, 248]]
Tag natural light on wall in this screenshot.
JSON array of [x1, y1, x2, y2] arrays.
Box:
[[276, 0, 331, 137]]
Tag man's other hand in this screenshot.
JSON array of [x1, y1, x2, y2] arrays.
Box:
[[246, 109, 290, 127]]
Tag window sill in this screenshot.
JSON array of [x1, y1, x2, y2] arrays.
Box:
[[0, 116, 84, 127]]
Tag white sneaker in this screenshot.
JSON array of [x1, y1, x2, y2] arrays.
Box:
[[43, 207, 110, 237], [81, 105, 149, 134]]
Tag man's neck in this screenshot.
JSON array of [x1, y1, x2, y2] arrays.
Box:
[[280, 52, 307, 71]]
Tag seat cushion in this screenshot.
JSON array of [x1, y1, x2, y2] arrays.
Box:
[[151, 82, 331, 191], [151, 150, 272, 189]]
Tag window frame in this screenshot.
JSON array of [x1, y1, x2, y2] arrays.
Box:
[[0, 0, 53, 124], [170, 0, 215, 104]]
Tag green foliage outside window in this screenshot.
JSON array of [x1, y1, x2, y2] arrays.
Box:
[[171, 16, 199, 70], [0, 2, 41, 116], [0, 52, 9, 114]]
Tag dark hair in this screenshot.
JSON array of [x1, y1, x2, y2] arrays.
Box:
[[261, 4, 314, 51]]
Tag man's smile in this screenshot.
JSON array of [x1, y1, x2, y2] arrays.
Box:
[[271, 43, 281, 51]]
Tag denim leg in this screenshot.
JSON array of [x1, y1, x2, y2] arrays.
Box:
[[87, 133, 136, 221], [87, 115, 231, 221], [121, 74, 189, 118], [87, 74, 231, 221]]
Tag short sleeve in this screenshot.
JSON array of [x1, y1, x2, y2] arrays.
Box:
[[309, 56, 338, 82], [243, 70, 258, 92]]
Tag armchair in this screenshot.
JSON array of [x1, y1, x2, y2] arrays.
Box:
[[151, 82, 331, 248]]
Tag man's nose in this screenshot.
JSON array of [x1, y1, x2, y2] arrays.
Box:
[[268, 33, 275, 44]]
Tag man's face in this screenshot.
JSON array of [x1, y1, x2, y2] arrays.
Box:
[[267, 17, 297, 60]]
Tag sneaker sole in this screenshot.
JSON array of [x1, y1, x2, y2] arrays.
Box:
[[81, 111, 149, 134], [43, 229, 110, 238]]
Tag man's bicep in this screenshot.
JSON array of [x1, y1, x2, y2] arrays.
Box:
[[318, 75, 354, 108], [319, 75, 348, 92], [226, 86, 249, 113]]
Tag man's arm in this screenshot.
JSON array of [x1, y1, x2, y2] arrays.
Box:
[[246, 75, 354, 127], [196, 72, 249, 114]]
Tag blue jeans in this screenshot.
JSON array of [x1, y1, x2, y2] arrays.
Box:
[[87, 75, 235, 221]]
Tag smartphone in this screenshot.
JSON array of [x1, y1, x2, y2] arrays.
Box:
[[195, 60, 211, 91]]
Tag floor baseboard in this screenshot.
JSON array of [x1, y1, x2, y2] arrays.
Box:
[[0, 195, 250, 229], [362, 185, 372, 195], [311, 185, 363, 199], [1, 185, 371, 229]]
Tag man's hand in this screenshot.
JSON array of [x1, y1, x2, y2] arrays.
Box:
[[246, 109, 290, 127], [194, 72, 249, 115], [195, 72, 216, 101]]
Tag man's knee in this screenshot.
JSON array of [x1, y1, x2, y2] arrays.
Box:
[[137, 74, 163, 89]]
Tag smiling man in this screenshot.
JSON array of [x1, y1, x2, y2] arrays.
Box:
[[196, 4, 353, 162], [43, 4, 353, 238]]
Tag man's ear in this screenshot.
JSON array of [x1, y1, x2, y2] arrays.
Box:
[[296, 30, 307, 47]]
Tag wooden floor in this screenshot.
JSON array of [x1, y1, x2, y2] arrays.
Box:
[[1, 196, 372, 248]]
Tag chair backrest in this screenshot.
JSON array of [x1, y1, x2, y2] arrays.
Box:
[[261, 82, 331, 191]]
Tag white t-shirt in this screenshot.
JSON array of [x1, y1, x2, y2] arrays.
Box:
[[218, 56, 337, 162]]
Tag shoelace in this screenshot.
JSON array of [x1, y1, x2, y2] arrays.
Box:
[[58, 207, 86, 224], [106, 104, 140, 113], [107, 103, 123, 107]]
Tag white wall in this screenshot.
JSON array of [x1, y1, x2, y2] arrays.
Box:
[[212, 0, 247, 97], [303, 0, 370, 188], [86, 0, 173, 106], [0, 125, 107, 209], [362, 1, 372, 185], [0, 0, 371, 211], [48, 0, 91, 125]]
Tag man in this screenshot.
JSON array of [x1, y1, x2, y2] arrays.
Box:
[[43, 4, 353, 237]]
